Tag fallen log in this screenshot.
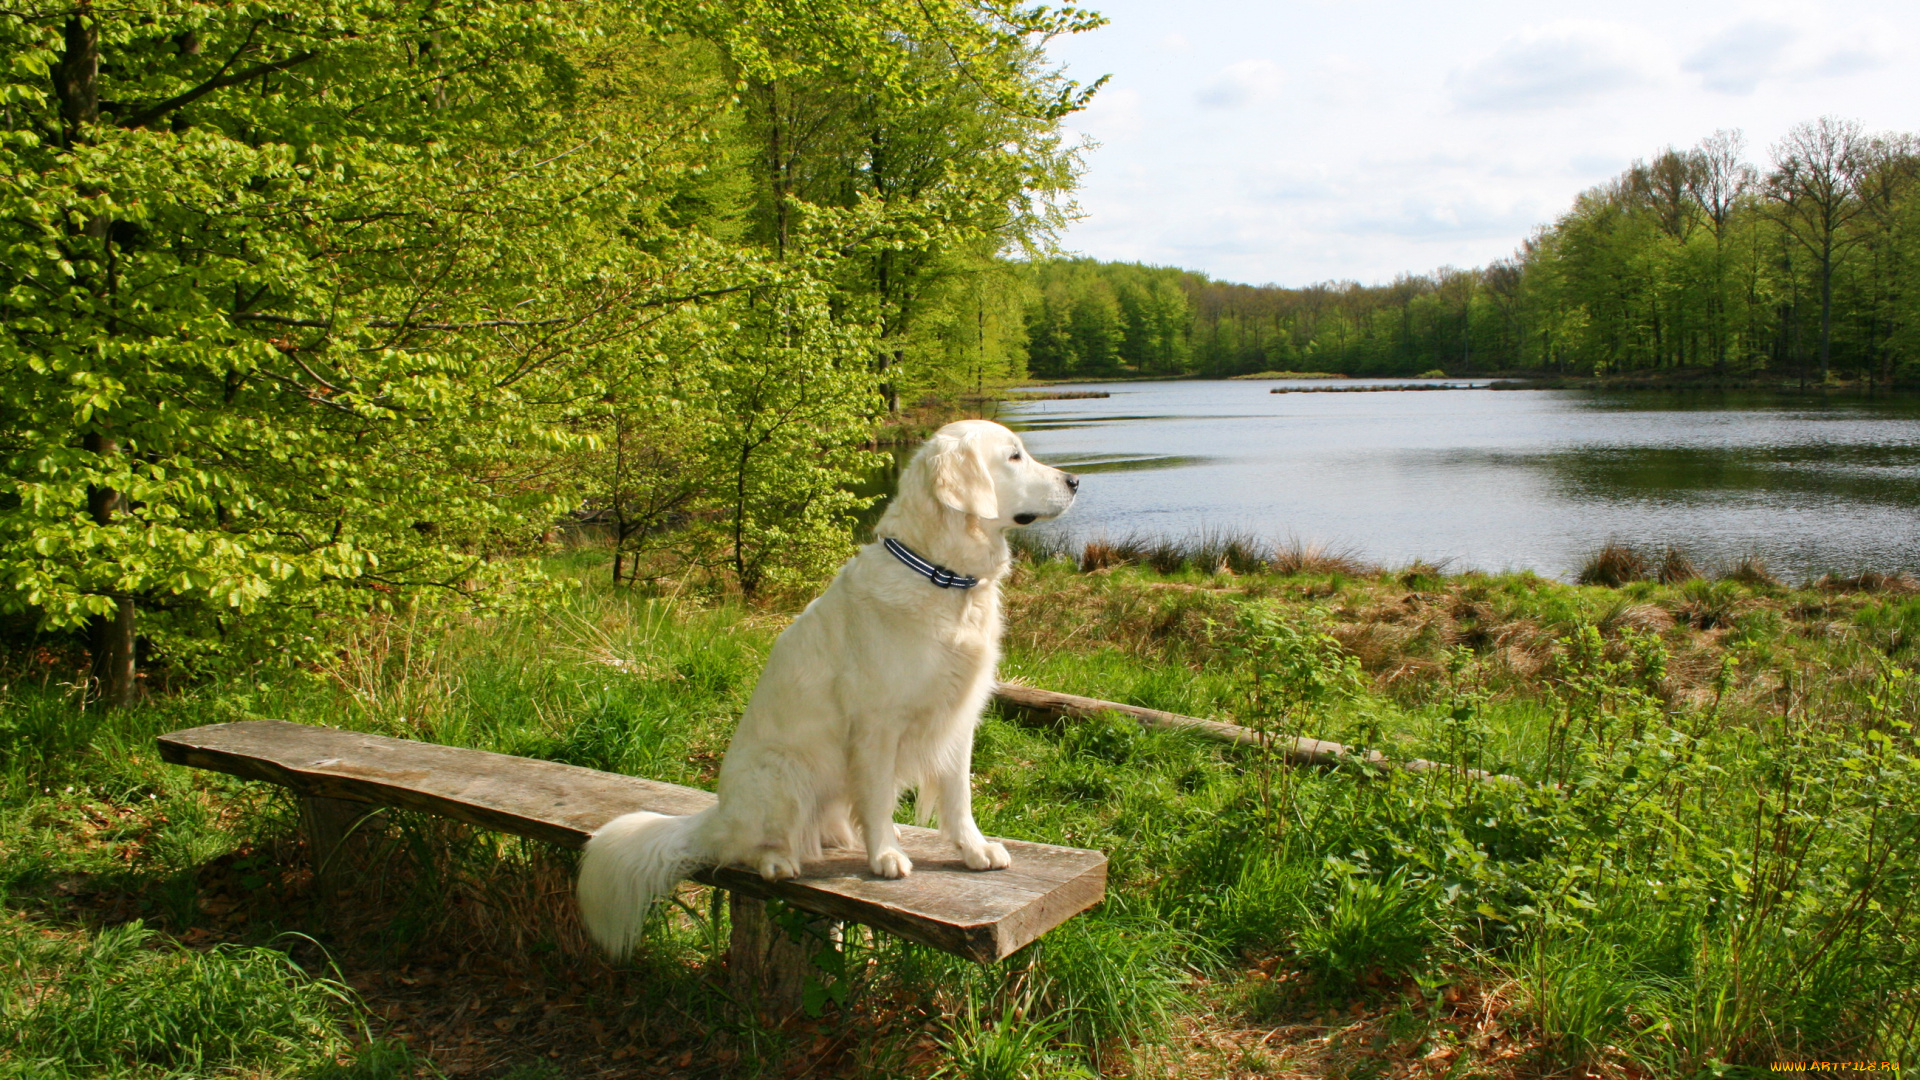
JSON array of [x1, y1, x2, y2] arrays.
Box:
[[991, 682, 1516, 783]]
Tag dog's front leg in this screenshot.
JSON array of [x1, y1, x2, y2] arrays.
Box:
[[850, 727, 912, 879], [931, 743, 1010, 871]]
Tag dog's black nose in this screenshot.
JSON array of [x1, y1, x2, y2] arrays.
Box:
[[1065, 473, 1080, 492]]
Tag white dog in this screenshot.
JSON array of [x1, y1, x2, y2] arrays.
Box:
[[577, 419, 1078, 955]]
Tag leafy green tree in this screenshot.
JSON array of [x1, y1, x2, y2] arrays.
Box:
[[0, 0, 1103, 702], [4, 2, 675, 703], [682, 270, 882, 599]]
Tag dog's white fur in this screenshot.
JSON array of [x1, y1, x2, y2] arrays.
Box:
[[576, 419, 1078, 956]]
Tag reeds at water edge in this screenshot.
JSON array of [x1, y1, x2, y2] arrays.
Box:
[[1008, 528, 1369, 578]]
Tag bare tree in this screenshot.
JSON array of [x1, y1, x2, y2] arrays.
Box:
[[1767, 117, 1869, 379], [1689, 130, 1756, 236], [1686, 130, 1757, 370], [1631, 148, 1702, 242]]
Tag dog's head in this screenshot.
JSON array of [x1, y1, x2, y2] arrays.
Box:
[[915, 419, 1077, 528]]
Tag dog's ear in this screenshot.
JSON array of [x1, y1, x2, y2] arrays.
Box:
[[930, 432, 999, 519]]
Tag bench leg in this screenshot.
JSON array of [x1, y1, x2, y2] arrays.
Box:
[[300, 794, 378, 883], [726, 893, 840, 1019]]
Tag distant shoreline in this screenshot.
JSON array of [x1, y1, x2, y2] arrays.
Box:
[[1012, 371, 1920, 396]]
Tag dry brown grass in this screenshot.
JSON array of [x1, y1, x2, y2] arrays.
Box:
[[1273, 540, 1371, 578], [1154, 965, 1624, 1080], [1002, 551, 1899, 723], [1815, 570, 1920, 594], [1658, 546, 1699, 584], [1578, 543, 1651, 587], [1725, 553, 1781, 588]]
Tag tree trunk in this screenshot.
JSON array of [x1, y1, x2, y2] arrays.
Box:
[[83, 434, 136, 707], [64, 15, 133, 707], [1818, 244, 1835, 380], [89, 596, 136, 709], [58, 13, 99, 140]]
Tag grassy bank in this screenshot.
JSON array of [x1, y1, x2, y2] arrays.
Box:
[[4, 544, 1918, 1078]]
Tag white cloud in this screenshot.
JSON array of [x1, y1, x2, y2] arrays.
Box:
[[1251, 166, 1341, 203], [1197, 59, 1284, 109], [1344, 195, 1544, 240], [1801, 46, 1885, 80], [1683, 20, 1796, 94], [1041, 0, 1920, 285], [1450, 23, 1658, 111]]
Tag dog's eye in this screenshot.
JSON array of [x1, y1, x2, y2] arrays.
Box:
[[1010, 451, 1023, 461]]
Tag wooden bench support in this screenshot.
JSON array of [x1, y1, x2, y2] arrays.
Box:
[[299, 794, 381, 883], [726, 895, 840, 1017], [158, 721, 1107, 995]]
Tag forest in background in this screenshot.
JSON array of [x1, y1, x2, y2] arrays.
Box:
[[1018, 120, 1920, 383]]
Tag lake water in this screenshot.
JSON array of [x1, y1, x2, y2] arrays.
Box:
[[997, 380, 1920, 581]]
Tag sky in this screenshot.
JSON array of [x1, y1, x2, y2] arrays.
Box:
[[1039, 0, 1920, 287]]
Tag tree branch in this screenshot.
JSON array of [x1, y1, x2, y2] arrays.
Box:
[[118, 50, 319, 130], [231, 284, 760, 333]]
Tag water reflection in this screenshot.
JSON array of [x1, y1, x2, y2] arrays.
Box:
[[1009, 414, 1181, 431], [997, 381, 1920, 580], [1512, 446, 1920, 506], [1049, 454, 1214, 474]]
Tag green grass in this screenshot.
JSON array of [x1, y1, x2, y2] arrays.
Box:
[[4, 551, 1920, 1077]]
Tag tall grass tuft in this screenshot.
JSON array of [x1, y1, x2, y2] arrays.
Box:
[[1723, 552, 1780, 588], [1201, 851, 1316, 955], [1271, 538, 1369, 577], [1515, 934, 1635, 1070], [1026, 914, 1193, 1053], [1657, 545, 1699, 584], [1030, 530, 1368, 577], [1577, 542, 1650, 587], [0, 919, 358, 1074], [933, 990, 1086, 1080], [1293, 867, 1439, 990], [1005, 529, 1076, 565]]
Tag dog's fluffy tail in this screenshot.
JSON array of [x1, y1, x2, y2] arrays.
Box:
[[576, 809, 710, 957]]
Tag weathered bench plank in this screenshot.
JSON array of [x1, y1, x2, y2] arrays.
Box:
[[157, 720, 1105, 963]]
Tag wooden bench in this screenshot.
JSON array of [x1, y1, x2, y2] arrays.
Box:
[[157, 720, 1107, 1010]]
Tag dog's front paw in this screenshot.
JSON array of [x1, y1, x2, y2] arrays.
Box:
[[869, 849, 913, 879], [757, 853, 801, 881], [961, 840, 1011, 871]]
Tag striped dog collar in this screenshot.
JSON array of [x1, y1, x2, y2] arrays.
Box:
[[882, 537, 979, 590]]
